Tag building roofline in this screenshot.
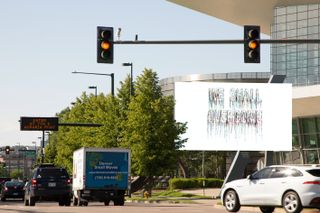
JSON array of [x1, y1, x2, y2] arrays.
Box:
[[168, 0, 320, 35]]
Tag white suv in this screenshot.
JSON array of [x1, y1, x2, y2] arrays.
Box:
[[221, 165, 320, 213]]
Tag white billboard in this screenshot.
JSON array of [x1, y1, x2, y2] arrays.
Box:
[[175, 82, 292, 151]]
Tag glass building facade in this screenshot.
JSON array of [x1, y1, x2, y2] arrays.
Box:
[[271, 4, 320, 86], [272, 4, 320, 165]]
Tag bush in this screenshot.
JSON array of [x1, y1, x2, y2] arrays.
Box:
[[169, 178, 223, 190]]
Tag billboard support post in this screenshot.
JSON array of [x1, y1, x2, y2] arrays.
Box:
[[219, 75, 286, 197]]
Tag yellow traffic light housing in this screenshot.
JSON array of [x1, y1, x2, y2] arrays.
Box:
[[244, 25, 260, 63], [97, 26, 114, 64]]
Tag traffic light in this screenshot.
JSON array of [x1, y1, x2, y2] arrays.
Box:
[[5, 146, 10, 155], [244, 25, 260, 63], [97, 26, 114, 64]]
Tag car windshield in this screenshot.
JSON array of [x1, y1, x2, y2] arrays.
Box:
[[306, 169, 320, 177], [36, 168, 69, 179]]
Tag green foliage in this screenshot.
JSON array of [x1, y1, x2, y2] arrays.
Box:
[[121, 69, 187, 176], [153, 190, 194, 197], [46, 93, 122, 173], [45, 69, 187, 177], [169, 178, 223, 190], [178, 151, 226, 179], [10, 169, 23, 180], [0, 164, 8, 177]]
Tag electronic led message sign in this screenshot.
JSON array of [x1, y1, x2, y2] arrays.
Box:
[[20, 117, 59, 131]]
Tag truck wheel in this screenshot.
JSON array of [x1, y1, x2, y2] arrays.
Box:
[[118, 197, 125, 206], [58, 200, 64, 206], [113, 199, 119, 206], [104, 200, 110, 206], [114, 197, 125, 206], [73, 196, 78, 206], [83, 201, 88, 206]]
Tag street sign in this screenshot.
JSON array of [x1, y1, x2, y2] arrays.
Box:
[[19, 149, 36, 158], [20, 117, 59, 131]]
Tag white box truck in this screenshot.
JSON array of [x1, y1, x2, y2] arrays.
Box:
[[72, 147, 130, 206]]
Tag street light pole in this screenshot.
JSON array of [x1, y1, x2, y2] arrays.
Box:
[[72, 71, 114, 96], [32, 141, 37, 159], [122, 63, 133, 96], [17, 142, 20, 176]]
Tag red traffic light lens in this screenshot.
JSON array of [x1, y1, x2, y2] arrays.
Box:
[[248, 29, 259, 39], [101, 30, 111, 39]]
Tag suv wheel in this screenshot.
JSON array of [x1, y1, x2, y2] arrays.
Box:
[[64, 196, 71, 206], [260, 206, 275, 213], [224, 190, 240, 212], [282, 191, 302, 213]]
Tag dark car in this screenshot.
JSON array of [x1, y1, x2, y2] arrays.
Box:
[[24, 164, 72, 206], [0, 181, 25, 201]]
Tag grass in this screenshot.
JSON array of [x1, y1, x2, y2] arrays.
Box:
[[128, 189, 212, 203]]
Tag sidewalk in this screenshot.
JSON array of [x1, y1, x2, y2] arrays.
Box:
[[179, 188, 220, 199], [179, 188, 319, 213]]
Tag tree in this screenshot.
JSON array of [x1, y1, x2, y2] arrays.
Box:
[[122, 68, 187, 177], [45, 69, 187, 180], [46, 93, 121, 173], [10, 169, 23, 180], [0, 164, 8, 177]]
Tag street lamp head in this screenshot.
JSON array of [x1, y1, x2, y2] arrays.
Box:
[[88, 86, 97, 89], [122, 62, 132, 67]]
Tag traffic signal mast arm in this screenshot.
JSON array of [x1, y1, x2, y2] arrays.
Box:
[[113, 39, 320, 45], [98, 25, 319, 64]]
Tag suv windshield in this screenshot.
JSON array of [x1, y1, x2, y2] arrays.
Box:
[[36, 168, 69, 179]]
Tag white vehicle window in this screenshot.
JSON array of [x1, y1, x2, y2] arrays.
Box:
[[285, 168, 303, 177], [270, 167, 287, 178], [306, 169, 320, 177], [251, 167, 273, 179]]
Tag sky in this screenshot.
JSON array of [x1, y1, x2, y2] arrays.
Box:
[[0, 0, 270, 147]]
